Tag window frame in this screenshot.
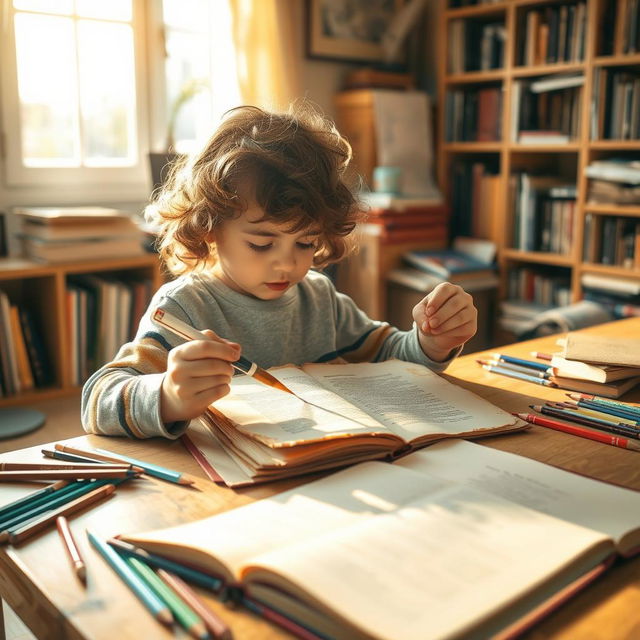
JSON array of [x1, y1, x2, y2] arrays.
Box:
[[0, 0, 151, 188]]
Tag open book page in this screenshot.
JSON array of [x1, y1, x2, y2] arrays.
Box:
[[301, 360, 524, 443], [212, 366, 399, 447], [395, 439, 640, 556], [241, 482, 612, 640], [123, 461, 449, 583]]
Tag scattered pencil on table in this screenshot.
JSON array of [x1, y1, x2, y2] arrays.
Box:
[[0, 480, 68, 521], [157, 570, 232, 640], [561, 400, 640, 427], [2, 484, 116, 545], [0, 462, 136, 472], [515, 412, 640, 452], [53, 443, 195, 486], [56, 515, 86, 583], [530, 351, 553, 361], [565, 396, 640, 424], [0, 469, 140, 482], [481, 363, 557, 387], [490, 353, 552, 372], [541, 403, 640, 439], [87, 529, 174, 626], [152, 307, 294, 396], [476, 359, 551, 379], [566, 393, 640, 418]]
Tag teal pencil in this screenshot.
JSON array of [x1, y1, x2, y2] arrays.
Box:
[[566, 393, 640, 418], [0, 479, 68, 520], [87, 529, 173, 626]]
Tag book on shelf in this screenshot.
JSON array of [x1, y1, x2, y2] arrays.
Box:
[[0, 290, 19, 395], [518, 131, 570, 144], [359, 192, 444, 211], [122, 438, 640, 640], [581, 273, 640, 298], [585, 159, 640, 185], [182, 359, 526, 487], [402, 248, 495, 282], [20, 235, 145, 264], [13, 206, 135, 224], [359, 222, 447, 246], [18, 308, 52, 388], [529, 74, 584, 94], [8, 306, 34, 392], [20, 216, 140, 241]]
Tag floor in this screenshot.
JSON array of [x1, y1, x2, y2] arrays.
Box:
[[0, 393, 84, 640]]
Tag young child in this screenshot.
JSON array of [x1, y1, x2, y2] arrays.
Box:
[[82, 105, 477, 439]]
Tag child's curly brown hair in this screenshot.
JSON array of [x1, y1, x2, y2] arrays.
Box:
[[147, 104, 362, 275]]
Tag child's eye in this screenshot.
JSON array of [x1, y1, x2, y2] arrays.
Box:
[[248, 242, 272, 252], [296, 241, 316, 250]]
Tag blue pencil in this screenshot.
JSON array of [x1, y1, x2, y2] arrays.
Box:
[[491, 353, 552, 372], [566, 394, 640, 418], [87, 529, 173, 625], [477, 359, 551, 379], [482, 364, 557, 386], [578, 399, 640, 425]]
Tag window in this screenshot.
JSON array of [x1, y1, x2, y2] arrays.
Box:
[[1, 0, 147, 186]]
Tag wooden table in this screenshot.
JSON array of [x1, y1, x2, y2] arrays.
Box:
[[1, 318, 639, 640]]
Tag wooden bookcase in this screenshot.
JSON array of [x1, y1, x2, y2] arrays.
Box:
[[0, 254, 163, 408], [437, 0, 640, 336]]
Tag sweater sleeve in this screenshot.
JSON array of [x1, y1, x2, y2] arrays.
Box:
[[81, 298, 190, 439], [332, 288, 460, 372]]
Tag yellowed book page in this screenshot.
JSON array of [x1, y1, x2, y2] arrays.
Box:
[[123, 461, 449, 582], [395, 439, 640, 556], [302, 359, 522, 442], [563, 333, 640, 367], [213, 366, 394, 447], [244, 484, 612, 640]]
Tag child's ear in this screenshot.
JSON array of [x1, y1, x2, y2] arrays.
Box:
[[205, 231, 216, 244]]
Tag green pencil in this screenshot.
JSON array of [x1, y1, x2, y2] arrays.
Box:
[[0, 479, 69, 520]]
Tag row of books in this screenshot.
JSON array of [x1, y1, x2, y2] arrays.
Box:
[[0, 291, 52, 397], [66, 274, 155, 386], [519, 3, 587, 66], [448, 20, 505, 73], [621, 0, 640, 54], [15, 206, 147, 264], [444, 87, 502, 142], [506, 267, 572, 308], [592, 69, 640, 140], [583, 214, 640, 268], [509, 174, 577, 254], [512, 76, 583, 143]]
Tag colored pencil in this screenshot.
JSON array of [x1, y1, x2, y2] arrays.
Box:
[[54, 444, 195, 486], [42, 449, 144, 472], [482, 364, 557, 387], [0, 469, 139, 481], [126, 557, 210, 640], [0, 462, 134, 471], [491, 353, 551, 372], [157, 570, 232, 640], [87, 529, 173, 625], [516, 412, 640, 452], [107, 538, 223, 592], [561, 401, 640, 428], [531, 404, 640, 440], [0, 480, 68, 520], [4, 484, 116, 544], [571, 398, 640, 424], [56, 515, 86, 583], [153, 307, 293, 396], [567, 393, 640, 417], [530, 351, 553, 361], [476, 359, 551, 379]]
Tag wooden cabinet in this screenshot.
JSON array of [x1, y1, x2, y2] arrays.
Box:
[[0, 254, 162, 407]]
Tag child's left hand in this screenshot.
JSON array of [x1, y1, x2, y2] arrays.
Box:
[[412, 282, 477, 361]]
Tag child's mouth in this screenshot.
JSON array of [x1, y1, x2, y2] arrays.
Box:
[[265, 282, 290, 291]]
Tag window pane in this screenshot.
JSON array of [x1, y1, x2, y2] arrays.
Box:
[[77, 20, 136, 165], [162, 0, 208, 30], [76, 0, 131, 22], [15, 13, 79, 166], [13, 0, 72, 15]]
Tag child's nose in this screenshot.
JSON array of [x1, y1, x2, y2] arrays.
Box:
[[274, 248, 296, 271]]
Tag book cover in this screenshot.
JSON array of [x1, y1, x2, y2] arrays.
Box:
[[122, 439, 640, 640], [403, 249, 494, 280], [563, 333, 640, 368]]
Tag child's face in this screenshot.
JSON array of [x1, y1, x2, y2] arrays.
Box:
[[212, 199, 320, 300]]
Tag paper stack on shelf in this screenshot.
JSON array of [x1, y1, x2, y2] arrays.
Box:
[[14, 206, 145, 263]]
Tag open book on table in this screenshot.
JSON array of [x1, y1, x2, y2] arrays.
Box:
[[182, 359, 526, 487], [122, 439, 640, 640]]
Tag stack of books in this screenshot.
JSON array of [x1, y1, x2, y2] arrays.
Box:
[[15, 206, 145, 263], [581, 273, 640, 319], [585, 159, 640, 205]]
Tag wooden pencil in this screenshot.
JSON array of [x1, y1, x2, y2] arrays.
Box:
[[4, 484, 116, 544], [0, 469, 139, 481], [56, 515, 86, 583], [0, 462, 133, 471], [0, 480, 68, 520], [42, 449, 145, 472], [157, 569, 232, 640]]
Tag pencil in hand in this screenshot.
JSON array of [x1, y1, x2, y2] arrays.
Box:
[[152, 308, 293, 395]]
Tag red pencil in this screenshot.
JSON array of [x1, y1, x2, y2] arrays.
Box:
[[516, 412, 640, 452], [530, 351, 553, 361]]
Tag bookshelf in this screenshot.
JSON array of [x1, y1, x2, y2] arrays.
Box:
[[438, 0, 640, 338], [0, 254, 162, 408]]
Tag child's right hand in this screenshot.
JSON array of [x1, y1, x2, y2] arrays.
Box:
[[160, 330, 240, 423]]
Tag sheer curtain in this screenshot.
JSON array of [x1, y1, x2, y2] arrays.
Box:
[[228, 0, 302, 110]]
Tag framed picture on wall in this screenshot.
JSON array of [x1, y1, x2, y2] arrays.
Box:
[[306, 0, 405, 64]]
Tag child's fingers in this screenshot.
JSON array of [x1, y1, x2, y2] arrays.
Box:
[[429, 304, 477, 334], [425, 283, 462, 316], [428, 292, 473, 330], [176, 338, 240, 363]]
